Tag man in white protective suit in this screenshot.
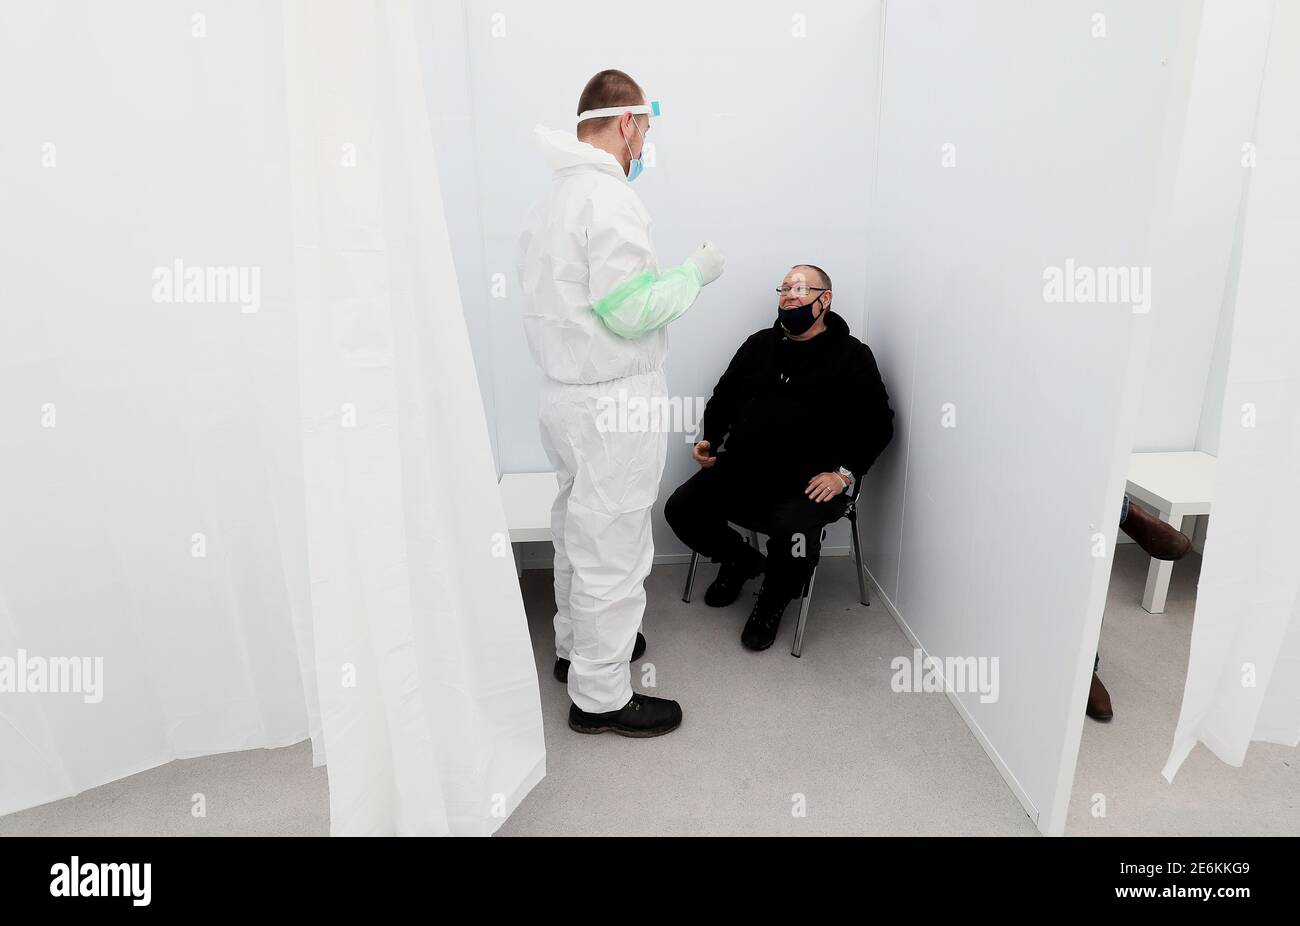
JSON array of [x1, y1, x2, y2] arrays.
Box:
[[517, 69, 725, 737]]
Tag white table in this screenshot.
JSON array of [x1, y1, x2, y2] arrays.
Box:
[[1125, 451, 1216, 613], [498, 472, 559, 575]]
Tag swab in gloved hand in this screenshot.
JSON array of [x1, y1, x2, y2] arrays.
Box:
[[686, 241, 725, 285]]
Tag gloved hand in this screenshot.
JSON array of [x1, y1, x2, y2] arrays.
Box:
[[686, 241, 725, 286]]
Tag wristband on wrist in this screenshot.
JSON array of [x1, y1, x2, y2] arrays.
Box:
[[835, 466, 855, 493]]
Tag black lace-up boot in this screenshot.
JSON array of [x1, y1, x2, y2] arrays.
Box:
[[568, 692, 682, 737], [703, 543, 767, 607], [741, 580, 796, 651]]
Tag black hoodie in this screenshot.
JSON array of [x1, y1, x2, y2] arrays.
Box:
[[700, 310, 894, 491]]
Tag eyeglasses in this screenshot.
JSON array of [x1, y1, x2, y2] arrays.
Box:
[[776, 284, 829, 297]]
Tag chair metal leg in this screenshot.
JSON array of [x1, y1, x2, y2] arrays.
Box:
[[850, 509, 869, 606], [682, 550, 700, 603], [790, 566, 817, 657], [685, 526, 759, 605]]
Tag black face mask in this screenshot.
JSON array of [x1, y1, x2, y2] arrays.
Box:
[[778, 294, 827, 336]]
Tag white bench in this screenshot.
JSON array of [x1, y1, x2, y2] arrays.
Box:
[[1125, 451, 1216, 613], [498, 472, 559, 575]]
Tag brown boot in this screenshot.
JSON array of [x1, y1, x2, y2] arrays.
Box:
[[1121, 502, 1191, 561], [1087, 672, 1113, 721]]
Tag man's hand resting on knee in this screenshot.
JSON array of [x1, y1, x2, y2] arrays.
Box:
[[805, 472, 847, 503]]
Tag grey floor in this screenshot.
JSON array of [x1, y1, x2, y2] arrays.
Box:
[[498, 558, 1034, 836], [0, 737, 329, 837], [1066, 544, 1300, 836], [2, 547, 1295, 837]]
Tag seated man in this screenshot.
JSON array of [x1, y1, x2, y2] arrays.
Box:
[[665, 264, 894, 650]]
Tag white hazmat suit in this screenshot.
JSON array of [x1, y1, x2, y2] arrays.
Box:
[[517, 125, 721, 713]]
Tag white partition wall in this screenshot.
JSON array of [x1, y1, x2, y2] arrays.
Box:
[[1132, 0, 1275, 454], [859, 0, 1191, 834]]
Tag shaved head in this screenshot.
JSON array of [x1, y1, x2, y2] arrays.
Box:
[[577, 69, 646, 139]]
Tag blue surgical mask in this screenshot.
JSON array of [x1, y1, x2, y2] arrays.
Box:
[[624, 119, 646, 181]]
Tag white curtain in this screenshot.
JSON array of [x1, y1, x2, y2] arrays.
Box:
[[283, 0, 545, 834], [0, 0, 544, 835], [1163, 0, 1300, 781], [0, 0, 323, 817]]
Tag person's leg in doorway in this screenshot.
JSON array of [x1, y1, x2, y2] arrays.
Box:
[[1087, 651, 1112, 721], [1086, 498, 1131, 721], [1088, 493, 1192, 722], [1119, 493, 1192, 561], [664, 464, 767, 607], [742, 490, 849, 651]]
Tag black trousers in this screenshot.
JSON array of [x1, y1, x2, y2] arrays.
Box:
[[664, 461, 849, 598]]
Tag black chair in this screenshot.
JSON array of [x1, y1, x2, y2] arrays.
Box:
[[680, 493, 869, 657]]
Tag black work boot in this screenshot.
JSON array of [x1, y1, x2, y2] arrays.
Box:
[[703, 543, 767, 608], [568, 692, 682, 737], [741, 581, 796, 651], [553, 632, 646, 683]]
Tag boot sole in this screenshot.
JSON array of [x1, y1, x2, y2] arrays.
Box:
[[568, 717, 682, 737]]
